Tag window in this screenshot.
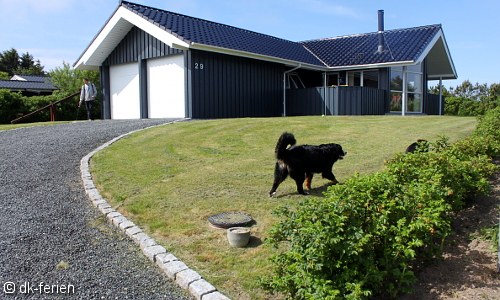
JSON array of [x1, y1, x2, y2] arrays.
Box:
[[326, 73, 340, 86], [347, 71, 361, 86], [406, 65, 422, 112], [390, 65, 423, 113], [363, 70, 379, 88], [347, 70, 379, 88]]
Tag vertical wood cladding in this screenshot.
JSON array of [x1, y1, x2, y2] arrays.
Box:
[[103, 26, 183, 66], [190, 50, 285, 118]]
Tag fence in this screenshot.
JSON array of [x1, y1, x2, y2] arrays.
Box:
[[286, 86, 387, 116], [425, 93, 444, 115]]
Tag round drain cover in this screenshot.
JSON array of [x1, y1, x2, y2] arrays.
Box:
[[208, 213, 253, 229]]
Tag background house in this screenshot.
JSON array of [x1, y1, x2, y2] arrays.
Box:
[[74, 1, 456, 119], [0, 75, 58, 96]]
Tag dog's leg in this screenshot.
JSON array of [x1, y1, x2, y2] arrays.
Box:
[[322, 171, 339, 185], [269, 162, 288, 197], [305, 173, 313, 190], [289, 170, 308, 195]]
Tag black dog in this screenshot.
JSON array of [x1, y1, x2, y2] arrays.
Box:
[[269, 132, 346, 197], [405, 139, 429, 154]]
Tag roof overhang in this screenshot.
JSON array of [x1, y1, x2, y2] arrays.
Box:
[[190, 43, 326, 71], [74, 6, 190, 70], [415, 28, 457, 80]]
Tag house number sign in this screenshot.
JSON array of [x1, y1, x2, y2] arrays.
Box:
[[194, 63, 204, 69]]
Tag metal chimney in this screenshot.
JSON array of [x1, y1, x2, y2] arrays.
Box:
[[377, 10, 385, 53]]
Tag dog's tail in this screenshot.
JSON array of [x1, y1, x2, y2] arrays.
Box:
[[275, 132, 296, 161]]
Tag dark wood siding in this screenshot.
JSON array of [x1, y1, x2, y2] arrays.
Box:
[[189, 50, 285, 118], [287, 86, 387, 116], [99, 65, 111, 119], [424, 94, 445, 115], [102, 26, 183, 66]]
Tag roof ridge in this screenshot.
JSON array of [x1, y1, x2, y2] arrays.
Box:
[[121, 1, 298, 45], [300, 24, 442, 44]]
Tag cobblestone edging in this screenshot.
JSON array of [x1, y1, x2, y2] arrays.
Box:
[[79, 121, 231, 300]]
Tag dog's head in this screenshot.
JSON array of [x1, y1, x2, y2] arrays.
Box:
[[339, 149, 347, 160], [338, 148, 347, 160], [331, 144, 346, 160]]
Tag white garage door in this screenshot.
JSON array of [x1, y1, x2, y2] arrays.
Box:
[[148, 54, 185, 118], [110, 62, 140, 119]]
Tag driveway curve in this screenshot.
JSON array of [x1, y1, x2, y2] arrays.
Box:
[[0, 119, 192, 299]]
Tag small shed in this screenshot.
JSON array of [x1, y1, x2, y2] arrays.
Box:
[[74, 1, 456, 119]]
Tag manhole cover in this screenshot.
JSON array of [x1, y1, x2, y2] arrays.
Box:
[[208, 213, 253, 229]]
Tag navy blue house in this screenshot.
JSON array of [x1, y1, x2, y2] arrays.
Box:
[[74, 1, 457, 119]]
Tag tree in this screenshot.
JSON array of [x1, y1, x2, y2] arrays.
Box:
[[48, 61, 99, 94], [0, 48, 46, 76], [0, 48, 20, 75], [428, 84, 451, 97], [449, 80, 488, 101], [17, 52, 45, 75], [48, 61, 101, 120]]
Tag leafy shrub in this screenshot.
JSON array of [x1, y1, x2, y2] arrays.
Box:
[[473, 106, 500, 141], [20, 94, 58, 123], [0, 89, 23, 123], [263, 117, 499, 299], [0, 89, 92, 124]]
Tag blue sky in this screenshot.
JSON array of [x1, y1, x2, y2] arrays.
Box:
[[1, 0, 498, 89]]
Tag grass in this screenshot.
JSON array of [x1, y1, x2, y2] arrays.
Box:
[[90, 115, 477, 299]]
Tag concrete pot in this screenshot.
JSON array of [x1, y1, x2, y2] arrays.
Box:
[[227, 227, 250, 248]]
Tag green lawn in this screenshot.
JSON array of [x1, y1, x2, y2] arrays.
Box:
[[90, 115, 477, 299]]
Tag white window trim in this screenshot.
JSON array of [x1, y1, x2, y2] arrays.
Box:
[[390, 65, 423, 114]]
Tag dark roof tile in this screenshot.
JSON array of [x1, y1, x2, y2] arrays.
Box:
[[301, 25, 441, 67], [122, 1, 324, 66], [0, 80, 58, 90], [120, 2, 444, 70]]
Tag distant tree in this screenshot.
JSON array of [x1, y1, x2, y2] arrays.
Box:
[[428, 84, 451, 97], [48, 61, 101, 120], [437, 80, 500, 116], [449, 80, 488, 101], [0, 48, 46, 76], [0, 71, 9, 80], [0, 48, 20, 75], [16, 52, 45, 75], [48, 61, 99, 94]]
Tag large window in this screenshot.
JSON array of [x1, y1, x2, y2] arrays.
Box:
[[390, 65, 423, 113]]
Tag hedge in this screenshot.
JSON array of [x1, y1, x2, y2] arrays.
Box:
[[262, 108, 500, 299]]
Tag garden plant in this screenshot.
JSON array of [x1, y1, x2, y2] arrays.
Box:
[[262, 108, 500, 299]]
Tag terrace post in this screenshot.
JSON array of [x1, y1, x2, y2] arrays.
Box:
[[439, 77, 443, 115]]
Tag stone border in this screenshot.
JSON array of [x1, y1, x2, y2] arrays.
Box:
[[79, 120, 230, 300]]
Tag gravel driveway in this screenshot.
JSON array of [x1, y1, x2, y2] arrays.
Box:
[[0, 119, 192, 299]]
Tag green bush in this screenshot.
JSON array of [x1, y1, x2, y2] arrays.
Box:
[[20, 94, 58, 123], [0, 89, 24, 124], [0, 89, 96, 124], [263, 115, 500, 299]]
